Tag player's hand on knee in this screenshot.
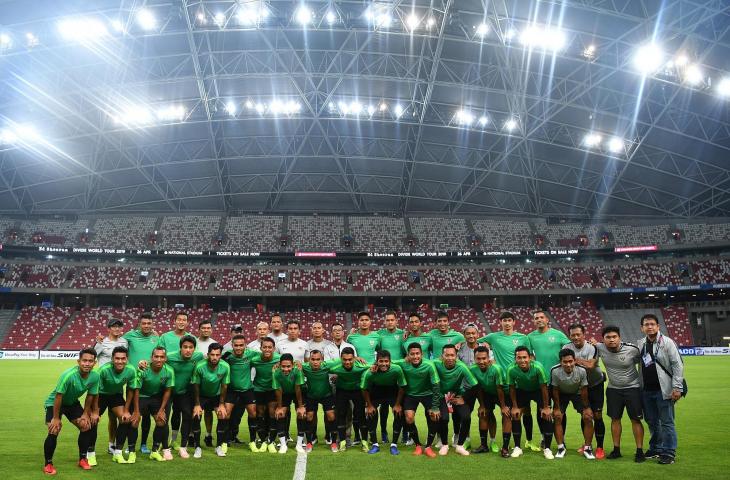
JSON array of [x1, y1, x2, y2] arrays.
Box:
[[48, 419, 62, 435], [511, 407, 521, 419], [552, 408, 563, 421], [582, 408, 594, 420], [216, 406, 227, 419], [193, 406, 203, 418], [478, 406, 487, 418]]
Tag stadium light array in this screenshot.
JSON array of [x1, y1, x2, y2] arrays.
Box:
[[295, 5, 314, 25], [196, 12, 207, 25], [25, 32, 39, 47], [393, 104, 404, 117], [365, 7, 392, 29], [455, 109, 475, 125], [225, 101, 237, 116], [113, 106, 154, 126], [111, 20, 125, 34], [214, 13, 226, 27], [478, 115, 489, 126], [136, 9, 157, 31], [57, 18, 109, 41], [237, 5, 269, 26], [406, 14, 420, 31], [0, 124, 40, 145], [684, 65, 704, 85], [504, 118, 518, 132], [519, 26, 566, 51], [0, 33, 12, 49], [243, 98, 301, 116], [157, 105, 186, 121], [633, 43, 664, 75], [718, 78, 730, 98], [607, 137, 625, 153], [475, 23, 489, 38], [583, 133, 602, 148]]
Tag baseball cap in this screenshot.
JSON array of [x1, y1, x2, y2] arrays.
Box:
[[107, 318, 124, 328], [231, 324, 243, 332]]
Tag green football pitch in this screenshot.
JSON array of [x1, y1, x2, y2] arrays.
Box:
[[0, 357, 727, 479]]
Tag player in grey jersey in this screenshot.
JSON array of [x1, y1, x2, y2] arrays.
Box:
[[565, 323, 606, 458], [306, 322, 337, 360], [93, 318, 128, 454], [550, 349, 595, 460], [596, 326, 645, 463]]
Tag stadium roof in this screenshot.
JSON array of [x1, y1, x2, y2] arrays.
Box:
[[1, 0, 730, 219]]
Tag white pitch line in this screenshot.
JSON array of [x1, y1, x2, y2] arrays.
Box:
[[292, 451, 308, 480]]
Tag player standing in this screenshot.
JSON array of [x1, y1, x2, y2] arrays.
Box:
[[93, 318, 128, 454], [223, 334, 261, 452], [165, 335, 203, 458], [191, 343, 230, 458], [347, 312, 381, 363]]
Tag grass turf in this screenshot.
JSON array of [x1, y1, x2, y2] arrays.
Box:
[[0, 357, 727, 479]]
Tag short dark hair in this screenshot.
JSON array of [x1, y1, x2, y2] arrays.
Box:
[[175, 312, 188, 319], [514, 345, 530, 357], [141, 312, 153, 320], [437, 311, 449, 319], [208, 342, 223, 354], [499, 311, 515, 320], [79, 347, 97, 359], [231, 334, 246, 342], [407, 342, 422, 352], [532, 308, 548, 316], [340, 347, 355, 356], [180, 335, 197, 348], [286, 319, 300, 328], [376, 350, 391, 360], [559, 348, 575, 360], [442, 343, 457, 353], [602, 325, 620, 337], [408, 312, 421, 321], [568, 323, 585, 333], [198, 319, 212, 328], [270, 313, 282, 320], [640, 313, 659, 326], [384, 310, 397, 318], [111, 346, 128, 358], [474, 345, 489, 355], [152, 346, 167, 355], [357, 311, 370, 320], [309, 349, 323, 358], [261, 337, 275, 347], [332, 322, 344, 330], [280, 353, 294, 363]]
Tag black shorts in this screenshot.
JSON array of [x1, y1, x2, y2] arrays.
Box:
[[199, 395, 222, 412], [225, 389, 256, 406], [139, 396, 170, 417], [305, 395, 335, 412], [254, 390, 277, 405], [403, 394, 447, 417], [172, 392, 193, 415], [45, 402, 83, 423], [281, 393, 297, 407], [556, 392, 586, 413], [369, 385, 398, 407], [515, 388, 548, 410], [98, 393, 125, 415], [606, 388, 642, 420], [587, 383, 605, 412]]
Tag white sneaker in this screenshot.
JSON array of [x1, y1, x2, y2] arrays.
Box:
[[107, 444, 115, 455], [439, 445, 449, 456], [404, 439, 415, 446], [543, 448, 555, 460], [279, 444, 288, 454], [454, 445, 470, 456], [510, 446, 523, 458], [435, 440, 443, 449], [178, 447, 189, 459], [193, 447, 202, 459], [295, 444, 306, 454], [556, 446, 567, 459], [215, 446, 226, 457], [583, 447, 596, 460]]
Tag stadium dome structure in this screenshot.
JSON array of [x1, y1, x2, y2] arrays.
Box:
[[0, 0, 729, 219]]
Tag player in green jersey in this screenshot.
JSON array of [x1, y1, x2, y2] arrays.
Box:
[[402, 312, 432, 359], [128, 346, 175, 462], [428, 311, 466, 360], [507, 346, 554, 460], [375, 311, 404, 445], [527, 309, 570, 371], [329, 347, 371, 452], [347, 311, 381, 363], [301, 349, 336, 451], [467, 346, 511, 457], [42, 348, 100, 475], [191, 343, 230, 458], [222, 334, 261, 452], [123, 311, 159, 454], [252, 337, 282, 453], [273, 354, 307, 453], [433, 344, 478, 456], [361, 350, 406, 455], [89, 346, 139, 465], [164, 335, 204, 458], [398, 343, 441, 458]]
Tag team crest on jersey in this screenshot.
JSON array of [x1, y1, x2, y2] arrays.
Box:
[[369, 340, 376, 346], [512, 339, 519, 346], [619, 355, 626, 362], [549, 337, 555, 343]]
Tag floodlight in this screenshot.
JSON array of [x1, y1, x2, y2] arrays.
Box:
[[684, 65, 703, 85], [426, 17, 436, 28], [0, 33, 11, 49], [607, 137, 624, 153], [58, 18, 109, 40], [111, 20, 125, 33], [394, 104, 404, 117], [633, 43, 664, 75], [245, 100, 254, 109], [0, 129, 17, 144], [478, 116, 489, 126], [255, 103, 266, 114], [456, 109, 474, 125], [338, 101, 349, 114], [504, 28, 517, 41], [196, 12, 207, 24], [214, 13, 226, 27], [504, 118, 518, 131], [675, 55, 688, 67], [583, 133, 602, 147], [136, 9, 157, 30], [225, 101, 237, 116], [25, 32, 39, 47], [238, 6, 267, 25], [325, 10, 337, 24], [379, 102, 388, 111], [367, 105, 376, 116], [476, 23, 488, 38], [520, 26, 566, 51], [295, 6, 313, 25], [406, 14, 420, 31], [157, 105, 185, 121], [717, 77, 730, 97], [350, 102, 363, 115]]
